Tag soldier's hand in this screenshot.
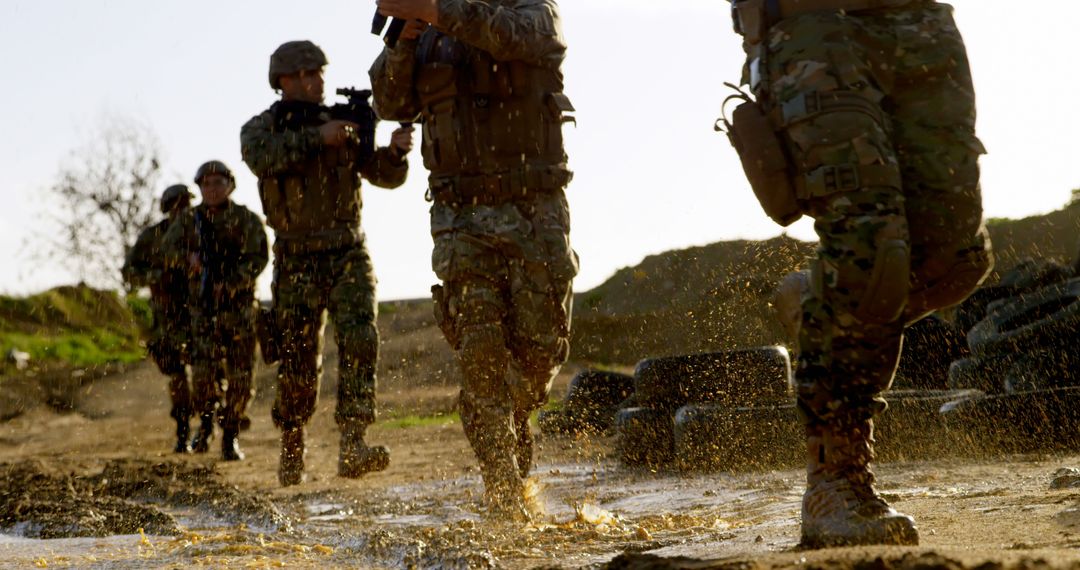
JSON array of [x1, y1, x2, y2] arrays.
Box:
[[377, 0, 439, 26], [320, 119, 361, 147], [187, 253, 202, 276], [389, 125, 415, 159], [399, 19, 429, 42]]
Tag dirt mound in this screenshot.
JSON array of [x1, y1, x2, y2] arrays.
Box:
[[0, 458, 289, 539]]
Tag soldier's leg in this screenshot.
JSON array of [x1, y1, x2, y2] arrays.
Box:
[[272, 255, 328, 486], [506, 199, 577, 478], [328, 244, 389, 477], [167, 365, 192, 454], [763, 12, 915, 547], [891, 4, 992, 323], [219, 306, 258, 461], [188, 314, 222, 454]]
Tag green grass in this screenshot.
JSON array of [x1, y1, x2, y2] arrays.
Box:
[[0, 329, 144, 368], [382, 412, 460, 429]]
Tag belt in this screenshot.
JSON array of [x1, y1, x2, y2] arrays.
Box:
[[733, 0, 916, 38], [273, 227, 362, 256], [428, 167, 572, 206]]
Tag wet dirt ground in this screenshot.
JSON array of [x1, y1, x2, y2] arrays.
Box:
[[5, 360, 1080, 569]]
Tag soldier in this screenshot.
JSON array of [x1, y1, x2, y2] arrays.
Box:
[[240, 40, 413, 486], [370, 0, 579, 520], [162, 161, 268, 461], [726, 0, 993, 547], [122, 184, 196, 453]]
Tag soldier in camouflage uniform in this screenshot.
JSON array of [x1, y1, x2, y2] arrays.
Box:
[[122, 184, 196, 453], [371, 0, 578, 519], [728, 0, 993, 547], [162, 161, 268, 461], [240, 40, 413, 486]]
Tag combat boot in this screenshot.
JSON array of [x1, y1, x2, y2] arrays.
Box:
[[514, 409, 533, 479], [462, 399, 531, 523], [174, 414, 191, 454], [279, 426, 305, 487], [338, 421, 390, 478], [221, 426, 244, 461], [189, 413, 215, 454], [800, 420, 919, 548]]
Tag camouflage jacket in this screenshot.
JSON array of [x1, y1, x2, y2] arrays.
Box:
[[240, 100, 407, 252], [161, 200, 268, 312], [370, 0, 573, 181], [122, 218, 191, 318]]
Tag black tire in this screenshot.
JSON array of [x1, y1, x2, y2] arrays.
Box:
[[947, 354, 1014, 394], [1003, 348, 1080, 393], [633, 346, 792, 412], [614, 407, 675, 468], [874, 389, 983, 462], [940, 386, 1080, 454], [673, 404, 800, 472], [560, 370, 635, 433], [895, 316, 968, 390], [968, 278, 1080, 358], [953, 285, 1017, 334]]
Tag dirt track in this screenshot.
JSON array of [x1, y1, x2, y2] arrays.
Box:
[[5, 319, 1080, 568]]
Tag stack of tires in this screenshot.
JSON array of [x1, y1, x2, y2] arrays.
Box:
[[537, 369, 636, 435], [614, 346, 799, 471]]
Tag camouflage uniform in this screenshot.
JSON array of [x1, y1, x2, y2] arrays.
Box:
[[240, 42, 408, 484], [731, 0, 992, 547], [162, 198, 268, 450], [121, 185, 195, 451], [370, 0, 578, 517]]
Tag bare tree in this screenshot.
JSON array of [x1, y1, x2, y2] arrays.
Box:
[[32, 114, 166, 292]]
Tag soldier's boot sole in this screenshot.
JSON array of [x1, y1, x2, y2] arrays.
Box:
[[279, 428, 305, 487], [338, 445, 390, 478]]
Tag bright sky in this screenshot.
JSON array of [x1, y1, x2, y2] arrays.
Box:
[[1, 1, 1077, 300]]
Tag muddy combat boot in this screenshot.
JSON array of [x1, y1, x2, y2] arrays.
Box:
[[174, 415, 192, 454], [279, 427, 306, 487], [189, 413, 215, 454], [800, 420, 919, 548], [514, 409, 534, 479], [462, 400, 531, 523], [221, 427, 244, 461], [338, 421, 390, 478]]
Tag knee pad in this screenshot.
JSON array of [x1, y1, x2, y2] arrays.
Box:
[[854, 239, 911, 325], [905, 242, 993, 324]]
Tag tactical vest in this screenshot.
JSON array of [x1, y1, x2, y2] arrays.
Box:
[[258, 101, 365, 254], [414, 30, 575, 187]]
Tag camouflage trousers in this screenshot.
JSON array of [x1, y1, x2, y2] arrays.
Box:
[[430, 189, 577, 478], [147, 306, 193, 420], [271, 242, 380, 429], [190, 303, 257, 430], [751, 2, 992, 425]]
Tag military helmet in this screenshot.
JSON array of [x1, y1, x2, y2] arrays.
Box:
[[194, 160, 236, 187], [269, 40, 328, 89], [160, 184, 193, 213]]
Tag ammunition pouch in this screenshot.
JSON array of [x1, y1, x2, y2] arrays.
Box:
[[428, 167, 571, 207], [732, 0, 914, 43], [256, 305, 281, 365], [723, 97, 802, 226]]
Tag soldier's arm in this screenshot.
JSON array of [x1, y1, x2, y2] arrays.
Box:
[[360, 146, 409, 189], [240, 110, 323, 178], [159, 213, 195, 273], [437, 0, 565, 66], [227, 210, 269, 290], [121, 227, 161, 288], [370, 44, 423, 122]]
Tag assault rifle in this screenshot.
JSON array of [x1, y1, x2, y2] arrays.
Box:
[[330, 87, 379, 163], [372, 12, 407, 48], [192, 209, 223, 314]]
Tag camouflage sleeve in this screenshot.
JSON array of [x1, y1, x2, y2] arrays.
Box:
[[359, 146, 409, 189], [121, 226, 161, 288], [226, 209, 269, 289], [240, 109, 323, 178], [369, 42, 423, 122], [159, 213, 195, 272], [436, 0, 566, 65]]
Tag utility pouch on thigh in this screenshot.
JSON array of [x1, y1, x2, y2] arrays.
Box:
[[717, 85, 802, 227], [256, 305, 281, 365], [431, 284, 460, 349]]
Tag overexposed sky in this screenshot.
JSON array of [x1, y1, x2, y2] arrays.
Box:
[[1, 1, 1077, 300]]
